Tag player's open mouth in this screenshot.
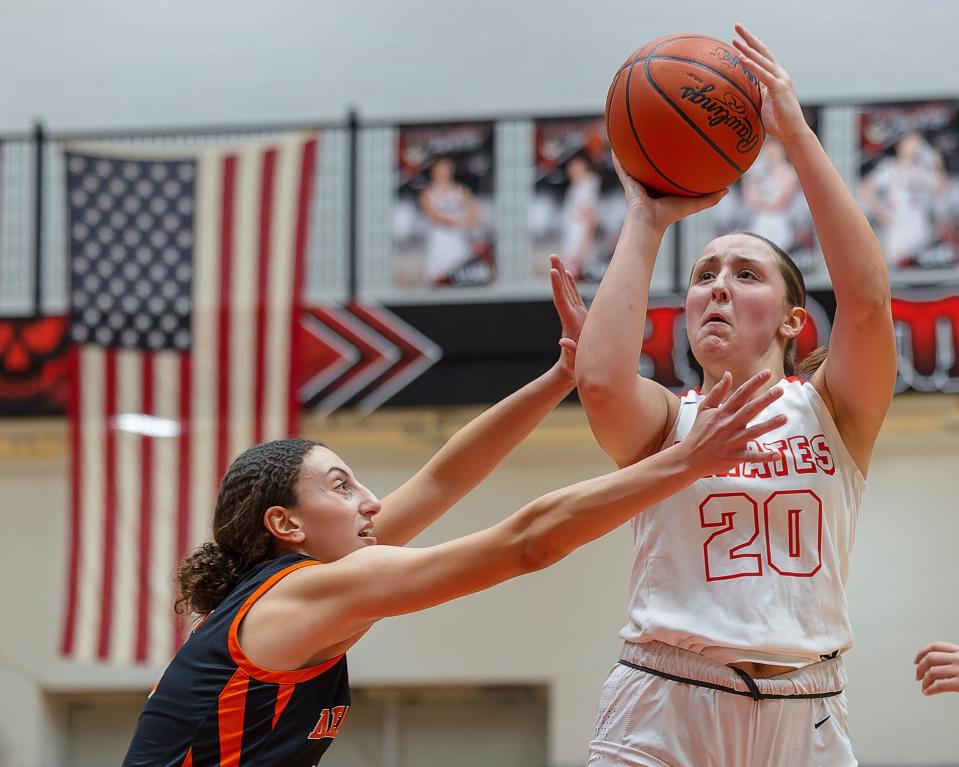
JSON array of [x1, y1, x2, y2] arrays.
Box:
[[704, 312, 730, 326]]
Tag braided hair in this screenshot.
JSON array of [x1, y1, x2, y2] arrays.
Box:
[[176, 438, 325, 615]]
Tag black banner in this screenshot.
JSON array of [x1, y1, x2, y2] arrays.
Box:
[[3, 290, 958, 417]]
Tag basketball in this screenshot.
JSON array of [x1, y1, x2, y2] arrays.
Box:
[[605, 33, 765, 196]]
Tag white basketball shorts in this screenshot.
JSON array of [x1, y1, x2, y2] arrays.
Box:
[[587, 640, 856, 767]]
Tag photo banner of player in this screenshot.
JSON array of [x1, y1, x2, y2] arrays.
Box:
[[529, 116, 626, 284], [858, 101, 959, 282], [393, 122, 496, 288], [712, 107, 824, 285]]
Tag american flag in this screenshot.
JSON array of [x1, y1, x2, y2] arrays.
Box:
[[60, 133, 318, 665]]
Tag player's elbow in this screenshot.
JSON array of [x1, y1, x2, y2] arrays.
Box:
[[576, 369, 627, 410], [511, 498, 573, 575], [845, 288, 892, 329], [517, 533, 566, 575]]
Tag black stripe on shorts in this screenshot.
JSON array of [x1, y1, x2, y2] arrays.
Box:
[[617, 659, 843, 701]]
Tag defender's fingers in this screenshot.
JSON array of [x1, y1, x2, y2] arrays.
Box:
[[550, 271, 581, 334], [738, 448, 782, 464], [548, 254, 579, 305], [739, 414, 788, 443], [550, 261, 572, 305], [700, 372, 732, 409], [564, 267, 582, 307], [723, 368, 773, 412], [732, 385, 785, 425], [549, 266, 567, 307]]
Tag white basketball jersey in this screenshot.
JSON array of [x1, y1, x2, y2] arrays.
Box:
[[620, 377, 865, 667]]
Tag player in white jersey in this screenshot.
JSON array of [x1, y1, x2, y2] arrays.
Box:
[[576, 25, 898, 766], [860, 131, 948, 269], [561, 154, 601, 277]]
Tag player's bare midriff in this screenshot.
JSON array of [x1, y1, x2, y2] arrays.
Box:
[[728, 661, 798, 679]]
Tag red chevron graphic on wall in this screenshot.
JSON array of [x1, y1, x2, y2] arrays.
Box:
[[298, 301, 442, 415]]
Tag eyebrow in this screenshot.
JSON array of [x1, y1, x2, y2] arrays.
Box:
[[325, 466, 350, 478], [694, 255, 767, 271]]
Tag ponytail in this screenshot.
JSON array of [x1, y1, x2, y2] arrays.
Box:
[[176, 542, 233, 616], [796, 345, 829, 380], [176, 538, 272, 616]]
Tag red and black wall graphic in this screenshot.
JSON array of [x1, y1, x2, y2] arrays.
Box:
[[2, 291, 958, 417], [0, 315, 72, 416]]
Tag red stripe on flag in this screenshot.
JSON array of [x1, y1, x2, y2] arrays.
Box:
[[254, 150, 277, 445], [60, 346, 82, 655], [97, 348, 119, 660], [135, 354, 155, 661], [217, 155, 237, 482], [174, 353, 192, 651], [287, 138, 318, 437]]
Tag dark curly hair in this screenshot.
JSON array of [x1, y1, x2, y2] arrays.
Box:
[[176, 438, 325, 615]]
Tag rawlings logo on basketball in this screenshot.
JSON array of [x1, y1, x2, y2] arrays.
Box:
[[678, 84, 761, 154], [723, 93, 747, 116]]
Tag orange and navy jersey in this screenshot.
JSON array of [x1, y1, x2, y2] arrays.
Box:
[[123, 553, 350, 766]]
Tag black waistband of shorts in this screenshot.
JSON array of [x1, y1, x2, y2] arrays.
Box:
[[617, 659, 844, 701]]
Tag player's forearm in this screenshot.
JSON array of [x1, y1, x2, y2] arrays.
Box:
[[783, 130, 890, 316], [514, 441, 697, 570], [374, 363, 575, 546], [577, 211, 665, 388], [362, 440, 700, 622]]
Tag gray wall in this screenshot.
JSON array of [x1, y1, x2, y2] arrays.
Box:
[[1, 0, 958, 132], [1, 398, 959, 766]]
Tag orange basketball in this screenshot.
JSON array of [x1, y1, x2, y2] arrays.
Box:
[[605, 34, 765, 196]]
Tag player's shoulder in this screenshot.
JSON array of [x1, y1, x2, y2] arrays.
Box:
[[259, 547, 391, 605]]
